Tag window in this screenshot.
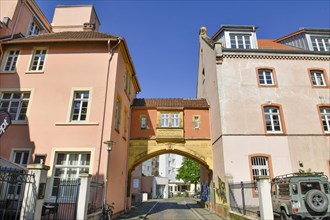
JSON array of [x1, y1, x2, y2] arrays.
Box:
[[258, 69, 276, 86], [115, 98, 121, 130], [124, 72, 131, 96], [29, 49, 47, 71], [251, 156, 270, 182], [3, 50, 19, 72], [160, 113, 181, 128], [0, 92, 31, 121], [310, 70, 328, 87], [263, 105, 284, 134], [12, 150, 30, 165], [51, 152, 90, 196], [230, 34, 251, 49], [34, 154, 46, 164], [171, 114, 179, 127], [71, 91, 89, 121], [28, 20, 40, 36], [193, 116, 200, 128], [124, 109, 128, 134], [311, 36, 330, 51], [319, 107, 330, 133], [161, 114, 169, 127], [141, 116, 147, 129]]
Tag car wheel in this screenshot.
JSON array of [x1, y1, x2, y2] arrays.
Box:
[[305, 189, 329, 213], [280, 210, 292, 220]]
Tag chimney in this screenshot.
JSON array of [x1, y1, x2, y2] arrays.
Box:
[[83, 23, 95, 31]]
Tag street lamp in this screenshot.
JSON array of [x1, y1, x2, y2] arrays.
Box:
[[103, 140, 115, 208]]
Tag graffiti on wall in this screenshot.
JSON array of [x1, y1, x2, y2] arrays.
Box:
[[215, 176, 227, 204], [201, 183, 209, 201]]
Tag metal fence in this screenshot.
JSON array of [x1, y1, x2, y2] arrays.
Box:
[[42, 179, 80, 220], [228, 181, 260, 217], [0, 167, 35, 220], [88, 180, 104, 214]]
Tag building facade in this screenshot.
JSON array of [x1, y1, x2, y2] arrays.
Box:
[[129, 98, 212, 199], [0, 5, 140, 216], [197, 25, 330, 216]]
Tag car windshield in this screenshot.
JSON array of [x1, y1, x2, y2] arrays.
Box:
[[300, 182, 321, 194]]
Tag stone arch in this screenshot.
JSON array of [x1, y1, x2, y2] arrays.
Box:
[[128, 140, 213, 174]]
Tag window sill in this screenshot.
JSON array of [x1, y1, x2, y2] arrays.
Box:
[[25, 71, 44, 74], [11, 121, 28, 125], [259, 85, 277, 88], [55, 122, 99, 126], [311, 85, 329, 89], [0, 71, 17, 74], [265, 132, 285, 136]]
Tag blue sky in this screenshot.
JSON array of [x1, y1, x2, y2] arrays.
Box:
[[36, 0, 330, 98]]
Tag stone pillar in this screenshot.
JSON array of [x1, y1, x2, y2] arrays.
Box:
[[256, 176, 274, 220], [20, 164, 49, 220], [76, 173, 91, 220]]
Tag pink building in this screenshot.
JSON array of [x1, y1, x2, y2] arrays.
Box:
[[0, 0, 51, 41], [0, 4, 140, 217]]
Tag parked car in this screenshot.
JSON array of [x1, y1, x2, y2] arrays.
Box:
[[193, 191, 201, 199], [272, 172, 330, 220]]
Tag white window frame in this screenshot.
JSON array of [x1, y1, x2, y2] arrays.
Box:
[[311, 36, 330, 51], [310, 71, 327, 86], [70, 91, 90, 121], [115, 98, 121, 130], [251, 156, 269, 182], [161, 114, 169, 127], [258, 70, 274, 86], [0, 91, 31, 121], [2, 50, 20, 72], [51, 152, 90, 197], [171, 114, 179, 127], [141, 116, 147, 129], [193, 116, 200, 129], [29, 49, 47, 71], [10, 148, 32, 166], [28, 20, 40, 36], [125, 72, 131, 96], [230, 34, 251, 49], [264, 106, 282, 133], [320, 107, 330, 133]]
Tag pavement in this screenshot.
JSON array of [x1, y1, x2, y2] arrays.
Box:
[[115, 199, 225, 220]]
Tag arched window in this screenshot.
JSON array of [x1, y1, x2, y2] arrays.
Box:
[[318, 105, 330, 135], [256, 67, 277, 87], [309, 69, 329, 88]]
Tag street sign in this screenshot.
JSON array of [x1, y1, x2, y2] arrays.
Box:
[[0, 111, 11, 137]]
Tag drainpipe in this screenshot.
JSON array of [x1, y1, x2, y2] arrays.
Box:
[[97, 37, 122, 204], [10, 0, 25, 39]]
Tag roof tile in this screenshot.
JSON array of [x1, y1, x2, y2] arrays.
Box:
[[132, 98, 209, 108]]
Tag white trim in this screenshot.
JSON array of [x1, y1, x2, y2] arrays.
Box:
[[66, 87, 93, 123], [1, 49, 20, 73]]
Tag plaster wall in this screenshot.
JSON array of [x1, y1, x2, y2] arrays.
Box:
[[218, 56, 329, 135], [52, 6, 100, 32], [222, 136, 292, 182]]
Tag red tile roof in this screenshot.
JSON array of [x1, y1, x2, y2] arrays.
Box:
[[132, 98, 209, 108], [257, 39, 299, 50], [5, 31, 120, 43]]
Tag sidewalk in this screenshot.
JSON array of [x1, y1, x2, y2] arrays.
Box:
[[186, 203, 225, 220]]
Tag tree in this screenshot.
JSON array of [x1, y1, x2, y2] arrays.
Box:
[[176, 157, 200, 192]]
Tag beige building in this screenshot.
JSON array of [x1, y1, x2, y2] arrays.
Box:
[[0, 4, 140, 217], [197, 25, 330, 216]]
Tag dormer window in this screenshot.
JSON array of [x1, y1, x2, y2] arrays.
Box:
[[28, 20, 40, 36], [311, 36, 330, 51], [230, 34, 251, 49]]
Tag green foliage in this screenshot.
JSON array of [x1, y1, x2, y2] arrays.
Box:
[[176, 157, 200, 184]]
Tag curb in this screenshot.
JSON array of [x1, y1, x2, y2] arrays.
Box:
[[186, 204, 205, 220], [142, 201, 159, 219]]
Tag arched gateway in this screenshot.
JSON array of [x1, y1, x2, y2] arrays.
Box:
[[127, 98, 215, 205], [128, 98, 213, 174]]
